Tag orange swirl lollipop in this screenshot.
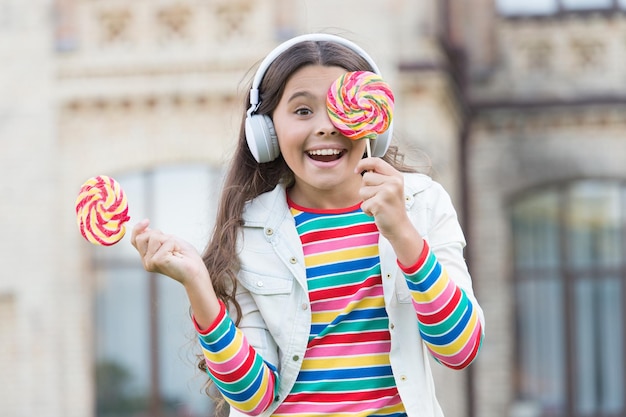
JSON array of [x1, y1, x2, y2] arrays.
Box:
[[75, 175, 130, 246], [326, 70, 394, 153]]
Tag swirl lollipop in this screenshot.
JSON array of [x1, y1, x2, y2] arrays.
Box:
[[75, 175, 130, 246], [327, 70, 394, 156]]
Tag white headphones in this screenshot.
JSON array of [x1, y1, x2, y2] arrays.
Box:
[[245, 33, 393, 163]]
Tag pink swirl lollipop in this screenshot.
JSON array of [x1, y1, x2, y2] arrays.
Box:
[[75, 175, 130, 246], [326, 70, 394, 143]]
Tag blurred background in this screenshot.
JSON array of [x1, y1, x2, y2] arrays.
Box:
[[2, 0, 626, 416]]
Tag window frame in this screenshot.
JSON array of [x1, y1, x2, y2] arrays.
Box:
[[511, 179, 626, 417]]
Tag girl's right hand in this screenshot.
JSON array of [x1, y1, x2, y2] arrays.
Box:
[[130, 219, 209, 287], [131, 219, 222, 329]]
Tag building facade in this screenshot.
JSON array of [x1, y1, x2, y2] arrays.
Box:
[[2, 0, 626, 416]]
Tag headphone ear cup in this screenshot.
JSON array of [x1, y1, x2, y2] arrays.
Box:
[[371, 128, 392, 158], [245, 114, 279, 163]]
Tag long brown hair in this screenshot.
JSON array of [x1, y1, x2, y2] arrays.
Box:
[[197, 38, 415, 399]]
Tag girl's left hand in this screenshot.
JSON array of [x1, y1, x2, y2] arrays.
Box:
[[355, 157, 410, 239], [355, 157, 424, 266]]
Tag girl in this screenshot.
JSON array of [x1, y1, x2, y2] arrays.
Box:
[[131, 33, 484, 417]]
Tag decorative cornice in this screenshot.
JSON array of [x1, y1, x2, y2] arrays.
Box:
[[59, 93, 233, 113], [476, 14, 626, 100], [471, 95, 626, 111], [56, 61, 243, 79], [499, 8, 626, 21], [55, 0, 258, 53], [472, 99, 626, 132]]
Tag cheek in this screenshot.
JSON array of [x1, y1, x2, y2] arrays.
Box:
[[276, 123, 305, 151], [352, 139, 368, 157], [275, 133, 303, 163], [275, 128, 294, 152]]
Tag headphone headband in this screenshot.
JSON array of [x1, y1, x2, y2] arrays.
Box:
[[244, 33, 392, 163], [249, 33, 382, 108]]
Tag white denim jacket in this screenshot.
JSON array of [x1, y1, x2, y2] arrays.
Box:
[[229, 173, 485, 417]]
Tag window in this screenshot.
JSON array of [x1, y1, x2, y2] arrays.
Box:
[[497, 0, 623, 15], [93, 165, 223, 417], [497, 0, 559, 15], [512, 180, 626, 417]]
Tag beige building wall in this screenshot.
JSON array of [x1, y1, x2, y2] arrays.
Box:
[[0, 2, 89, 417], [468, 108, 626, 417], [465, 13, 626, 417]]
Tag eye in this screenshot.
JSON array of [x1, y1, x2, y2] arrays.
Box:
[[295, 107, 312, 116]]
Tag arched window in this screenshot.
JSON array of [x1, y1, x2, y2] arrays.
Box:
[[512, 180, 626, 417], [92, 164, 223, 417]]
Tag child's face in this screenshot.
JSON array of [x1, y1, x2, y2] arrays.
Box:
[[272, 64, 367, 209]]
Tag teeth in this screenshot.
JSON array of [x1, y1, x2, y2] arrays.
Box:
[[308, 149, 342, 156]]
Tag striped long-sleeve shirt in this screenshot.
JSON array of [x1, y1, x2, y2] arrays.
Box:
[[196, 202, 482, 416], [400, 240, 483, 369]]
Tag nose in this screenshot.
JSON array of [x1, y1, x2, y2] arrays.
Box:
[[316, 113, 338, 136]]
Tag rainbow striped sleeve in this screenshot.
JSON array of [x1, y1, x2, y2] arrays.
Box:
[[399, 241, 483, 369], [194, 301, 278, 415]]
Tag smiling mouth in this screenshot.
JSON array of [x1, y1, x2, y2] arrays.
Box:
[[307, 149, 345, 162]]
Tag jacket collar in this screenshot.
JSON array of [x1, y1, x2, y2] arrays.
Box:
[[242, 183, 289, 227], [241, 173, 433, 224]]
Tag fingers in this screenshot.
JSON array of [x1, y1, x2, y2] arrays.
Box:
[[130, 219, 167, 271], [130, 219, 151, 249], [144, 230, 166, 264], [355, 158, 387, 196], [129, 220, 203, 286], [357, 158, 404, 218], [358, 163, 403, 199], [354, 157, 392, 176]]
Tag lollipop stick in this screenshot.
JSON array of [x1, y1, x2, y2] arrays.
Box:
[[366, 138, 372, 158]]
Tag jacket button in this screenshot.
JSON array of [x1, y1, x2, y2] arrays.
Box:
[[265, 228, 274, 236], [256, 281, 264, 287], [301, 303, 308, 310], [400, 375, 407, 381], [385, 273, 392, 279], [292, 355, 300, 361], [289, 257, 297, 264], [390, 323, 395, 330]]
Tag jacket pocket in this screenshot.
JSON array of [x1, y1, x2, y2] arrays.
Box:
[[238, 268, 294, 296], [237, 269, 295, 342]]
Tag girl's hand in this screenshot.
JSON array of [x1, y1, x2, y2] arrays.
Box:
[[355, 157, 424, 265], [355, 158, 408, 236], [130, 219, 208, 287], [131, 219, 221, 328]]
